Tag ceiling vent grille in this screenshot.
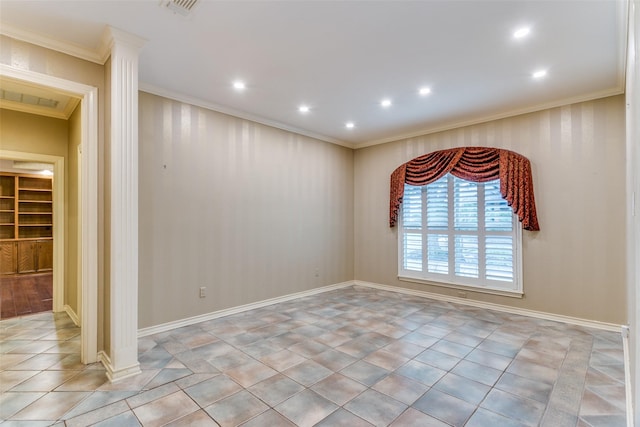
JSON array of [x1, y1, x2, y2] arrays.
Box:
[[161, 0, 199, 16], [0, 89, 59, 108]]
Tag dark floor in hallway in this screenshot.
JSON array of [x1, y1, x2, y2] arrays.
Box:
[[0, 273, 52, 320]]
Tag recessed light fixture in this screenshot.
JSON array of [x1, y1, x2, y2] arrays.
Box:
[[513, 27, 531, 39], [532, 69, 547, 79], [298, 105, 310, 113], [233, 80, 246, 90], [345, 122, 355, 129], [380, 99, 392, 108], [419, 87, 431, 96]]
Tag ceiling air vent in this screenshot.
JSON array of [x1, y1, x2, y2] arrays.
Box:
[[0, 89, 59, 108], [161, 0, 199, 16]]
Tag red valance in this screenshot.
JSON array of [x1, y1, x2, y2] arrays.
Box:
[[390, 147, 540, 231]]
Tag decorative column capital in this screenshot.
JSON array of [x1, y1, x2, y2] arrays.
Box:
[[99, 26, 146, 61]]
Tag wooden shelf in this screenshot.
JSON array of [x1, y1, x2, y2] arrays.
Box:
[[18, 199, 53, 203], [0, 173, 53, 249]]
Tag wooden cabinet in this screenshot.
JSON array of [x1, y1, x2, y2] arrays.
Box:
[[15, 240, 52, 273], [0, 241, 17, 275], [37, 240, 53, 271], [0, 173, 54, 275], [17, 240, 37, 273]]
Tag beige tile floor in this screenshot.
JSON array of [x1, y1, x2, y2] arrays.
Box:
[[0, 285, 628, 426]]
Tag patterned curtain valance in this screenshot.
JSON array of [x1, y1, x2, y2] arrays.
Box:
[[390, 147, 540, 231]]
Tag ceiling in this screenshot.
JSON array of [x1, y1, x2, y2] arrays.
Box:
[[0, 0, 628, 148], [0, 77, 80, 119]]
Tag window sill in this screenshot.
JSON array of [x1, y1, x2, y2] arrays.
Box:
[[398, 275, 524, 299]]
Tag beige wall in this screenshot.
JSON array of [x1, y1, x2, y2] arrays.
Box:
[[67, 105, 81, 315], [0, 109, 69, 157], [354, 95, 627, 324], [138, 92, 354, 328]]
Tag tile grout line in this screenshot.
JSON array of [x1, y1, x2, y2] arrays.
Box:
[[539, 335, 593, 426]]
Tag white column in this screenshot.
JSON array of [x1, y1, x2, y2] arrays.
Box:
[[105, 27, 145, 381]]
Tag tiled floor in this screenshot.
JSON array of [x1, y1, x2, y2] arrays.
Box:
[[0, 285, 627, 426]]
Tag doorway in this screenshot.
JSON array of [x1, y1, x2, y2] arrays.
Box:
[[0, 165, 58, 319], [0, 64, 99, 364]]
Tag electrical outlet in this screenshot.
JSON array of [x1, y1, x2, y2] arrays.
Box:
[[199, 287, 206, 298], [314, 269, 319, 278]]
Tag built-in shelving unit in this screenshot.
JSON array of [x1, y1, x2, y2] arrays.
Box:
[[0, 173, 53, 275]]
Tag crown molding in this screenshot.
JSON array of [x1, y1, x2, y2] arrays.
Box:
[[0, 24, 147, 65], [354, 87, 625, 149], [138, 82, 355, 149], [0, 23, 106, 64]]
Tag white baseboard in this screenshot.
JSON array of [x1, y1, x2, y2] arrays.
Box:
[[138, 281, 353, 338], [621, 325, 635, 427], [99, 350, 142, 383], [138, 279, 624, 338], [63, 304, 80, 326], [353, 280, 623, 332]]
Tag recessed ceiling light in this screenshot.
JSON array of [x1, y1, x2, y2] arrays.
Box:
[[345, 122, 355, 129], [513, 27, 531, 39], [532, 69, 547, 79], [233, 80, 246, 90], [380, 99, 392, 108], [419, 87, 431, 96], [298, 105, 310, 113]]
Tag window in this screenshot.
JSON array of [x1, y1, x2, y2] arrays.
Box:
[[398, 173, 522, 296]]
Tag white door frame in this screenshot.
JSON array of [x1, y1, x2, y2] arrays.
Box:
[[0, 64, 99, 364]]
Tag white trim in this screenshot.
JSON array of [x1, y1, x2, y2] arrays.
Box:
[[64, 304, 80, 326], [138, 281, 353, 338], [398, 276, 524, 298], [0, 150, 64, 313], [0, 64, 100, 365], [622, 325, 635, 427], [76, 144, 82, 328], [107, 28, 143, 379], [354, 280, 623, 332], [139, 84, 353, 149], [79, 79, 99, 365], [138, 279, 625, 339], [98, 351, 141, 383]]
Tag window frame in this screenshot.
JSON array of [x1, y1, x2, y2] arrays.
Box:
[[397, 174, 523, 298]]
